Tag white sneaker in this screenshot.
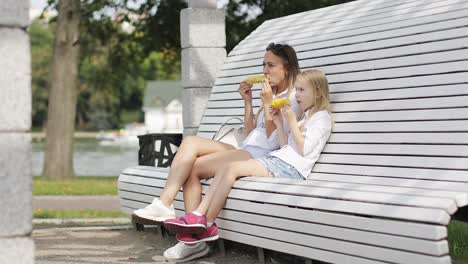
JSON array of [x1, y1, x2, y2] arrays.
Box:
[[132, 198, 175, 224], [163, 241, 209, 262]]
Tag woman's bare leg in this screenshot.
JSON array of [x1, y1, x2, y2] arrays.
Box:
[[159, 136, 235, 207], [195, 159, 270, 222], [182, 149, 252, 212]]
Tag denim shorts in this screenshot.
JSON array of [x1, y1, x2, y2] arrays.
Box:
[[256, 156, 304, 180]]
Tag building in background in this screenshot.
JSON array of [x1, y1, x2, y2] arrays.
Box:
[[143, 80, 183, 133]]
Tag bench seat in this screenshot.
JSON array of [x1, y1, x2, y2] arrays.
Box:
[[119, 0, 468, 263], [119, 166, 460, 264]]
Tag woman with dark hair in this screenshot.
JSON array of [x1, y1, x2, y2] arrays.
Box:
[[133, 43, 301, 262]]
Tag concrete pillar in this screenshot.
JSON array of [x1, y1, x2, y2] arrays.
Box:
[[0, 0, 35, 263], [181, 0, 226, 136]]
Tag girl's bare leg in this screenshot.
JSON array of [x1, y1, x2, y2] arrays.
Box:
[[159, 136, 235, 207], [195, 159, 270, 222], [182, 149, 252, 212]]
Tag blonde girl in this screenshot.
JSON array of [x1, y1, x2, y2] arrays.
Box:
[[165, 69, 333, 244]]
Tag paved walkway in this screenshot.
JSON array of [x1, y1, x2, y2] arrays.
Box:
[[33, 196, 120, 210], [33, 227, 261, 264]]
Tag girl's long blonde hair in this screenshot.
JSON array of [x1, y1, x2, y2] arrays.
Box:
[[296, 69, 332, 124]]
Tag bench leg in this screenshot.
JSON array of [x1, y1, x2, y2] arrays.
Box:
[[257, 247, 265, 264], [158, 225, 168, 238], [132, 221, 145, 231], [217, 239, 226, 257]]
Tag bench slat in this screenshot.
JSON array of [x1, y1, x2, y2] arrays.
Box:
[[216, 219, 450, 264], [221, 229, 396, 264], [318, 153, 467, 170], [312, 164, 468, 185], [210, 83, 468, 102], [328, 132, 468, 144], [238, 176, 468, 207], [230, 179, 457, 213], [323, 143, 468, 157]]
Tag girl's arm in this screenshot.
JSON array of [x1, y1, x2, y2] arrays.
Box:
[[239, 81, 255, 133], [270, 107, 288, 146], [283, 106, 305, 155]]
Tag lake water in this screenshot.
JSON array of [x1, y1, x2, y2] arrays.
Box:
[[32, 139, 139, 177]]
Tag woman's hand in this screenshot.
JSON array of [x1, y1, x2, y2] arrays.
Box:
[[239, 81, 253, 102], [260, 79, 273, 107]]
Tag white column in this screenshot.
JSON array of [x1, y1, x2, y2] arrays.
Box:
[[181, 0, 226, 136], [0, 0, 34, 263]]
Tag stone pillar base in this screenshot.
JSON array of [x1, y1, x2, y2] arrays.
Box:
[[0, 238, 34, 264]]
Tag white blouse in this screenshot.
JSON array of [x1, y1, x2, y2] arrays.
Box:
[[270, 110, 332, 179], [241, 88, 302, 152]]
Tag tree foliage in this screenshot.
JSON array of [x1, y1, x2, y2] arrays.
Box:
[[32, 0, 185, 130], [30, 20, 54, 128]]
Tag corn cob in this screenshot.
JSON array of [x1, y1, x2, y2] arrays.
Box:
[[244, 75, 265, 84], [271, 98, 291, 109]]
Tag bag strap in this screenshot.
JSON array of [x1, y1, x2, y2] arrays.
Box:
[[212, 117, 244, 140]]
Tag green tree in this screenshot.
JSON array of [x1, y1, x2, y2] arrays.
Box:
[[37, 0, 185, 131], [30, 20, 54, 128]]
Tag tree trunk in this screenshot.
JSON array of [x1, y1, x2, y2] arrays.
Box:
[[43, 0, 80, 179]]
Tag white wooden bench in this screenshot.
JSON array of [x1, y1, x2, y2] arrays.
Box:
[[118, 0, 468, 263]]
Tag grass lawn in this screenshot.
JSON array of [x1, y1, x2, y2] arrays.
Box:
[[34, 209, 127, 219], [33, 176, 118, 196], [448, 220, 468, 262]]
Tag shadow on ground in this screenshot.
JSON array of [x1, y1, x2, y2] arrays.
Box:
[[33, 226, 306, 264]]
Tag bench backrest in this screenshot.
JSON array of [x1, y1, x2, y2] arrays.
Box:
[[197, 0, 468, 190]]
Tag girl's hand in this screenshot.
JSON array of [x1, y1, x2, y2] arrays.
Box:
[[239, 81, 253, 102], [260, 79, 273, 107], [270, 107, 282, 125], [282, 105, 297, 125]]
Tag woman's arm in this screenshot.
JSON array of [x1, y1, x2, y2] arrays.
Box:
[[261, 80, 276, 138], [271, 108, 287, 147], [239, 81, 255, 134], [283, 106, 305, 155], [244, 100, 255, 134]]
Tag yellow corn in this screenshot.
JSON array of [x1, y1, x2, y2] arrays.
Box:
[[271, 98, 291, 109], [244, 75, 265, 84]]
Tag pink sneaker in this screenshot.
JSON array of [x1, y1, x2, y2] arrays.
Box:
[[176, 223, 219, 244], [164, 213, 207, 234]]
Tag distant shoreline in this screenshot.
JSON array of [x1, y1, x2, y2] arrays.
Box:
[[32, 131, 114, 140]]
